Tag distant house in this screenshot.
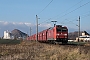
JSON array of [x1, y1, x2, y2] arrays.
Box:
[[76, 31, 90, 42], [3, 30, 14, 39]]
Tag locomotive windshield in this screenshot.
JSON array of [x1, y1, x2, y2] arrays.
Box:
[[57, 28, 61, 32], [57, 28, 67, 32], [62, 29, 67, 32]]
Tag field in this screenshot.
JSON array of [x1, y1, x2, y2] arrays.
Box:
[[0, 40, 90, 60], [0, 39, 21, 44]]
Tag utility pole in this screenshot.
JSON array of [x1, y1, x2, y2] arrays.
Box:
[[78, 16, 81, 54], [78, 16, 80, 42], [36, 15, 40, 41], [51, 21, 57, 27], [30, 27, 31, 36]]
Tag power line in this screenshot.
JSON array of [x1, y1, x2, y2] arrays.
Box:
[[53, 10, 90, 30], [38, 0, 53, 15], [39, 1, 90, 27], [60, 19, 77, 25], [53, 0, 84, 19], [61, 11, 90, 25], [39, 18, 51, 24], [60, 12, 90, 32], [57, 1, 90, 20], [81, 11, 90, 18], [58, 1, 90, 25], [39, 0, 84, 24]]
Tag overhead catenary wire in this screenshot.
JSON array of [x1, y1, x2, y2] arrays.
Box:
[[59, 11, 90, 32], [39, 0, 84, 24], [52, 0, 84, 19], [61, 11, 90, 25], [37, 0, 53, 15], [81, 11, 90, 18], [57, 1, 90, 26], [57, 1, 90, 20], [39, 18, 51, 24], [54, 1, 90, 32], [39, 1, 90, 27], [60, 19, 76, 25]]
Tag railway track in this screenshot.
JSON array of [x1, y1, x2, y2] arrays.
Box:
[[22, 40, 90, 47]]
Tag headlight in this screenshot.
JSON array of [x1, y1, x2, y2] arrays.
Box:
[[64, 34, 67, 36]]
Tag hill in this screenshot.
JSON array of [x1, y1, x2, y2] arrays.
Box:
[[11, 29, 28, 39], [68, 31, 90, 40]]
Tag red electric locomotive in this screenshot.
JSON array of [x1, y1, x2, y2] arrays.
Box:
[[47, 25, 68, 43], [27, 25, 68, 44]]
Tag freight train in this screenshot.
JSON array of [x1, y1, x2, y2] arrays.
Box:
[[27, 25, 68, 44]]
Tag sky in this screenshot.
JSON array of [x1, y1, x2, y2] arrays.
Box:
[[0, 0, 90, 37]]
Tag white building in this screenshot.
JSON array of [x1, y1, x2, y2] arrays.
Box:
[[3, 30, 14, 39], [76, 32, 90, 42]]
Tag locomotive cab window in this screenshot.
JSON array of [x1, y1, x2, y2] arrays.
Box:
[[57, 28, 61, 32], [62, 29, 67, 32], [57, 28, 67, 32]]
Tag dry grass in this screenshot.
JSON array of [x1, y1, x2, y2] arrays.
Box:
[[0, 41, 90, 60]]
